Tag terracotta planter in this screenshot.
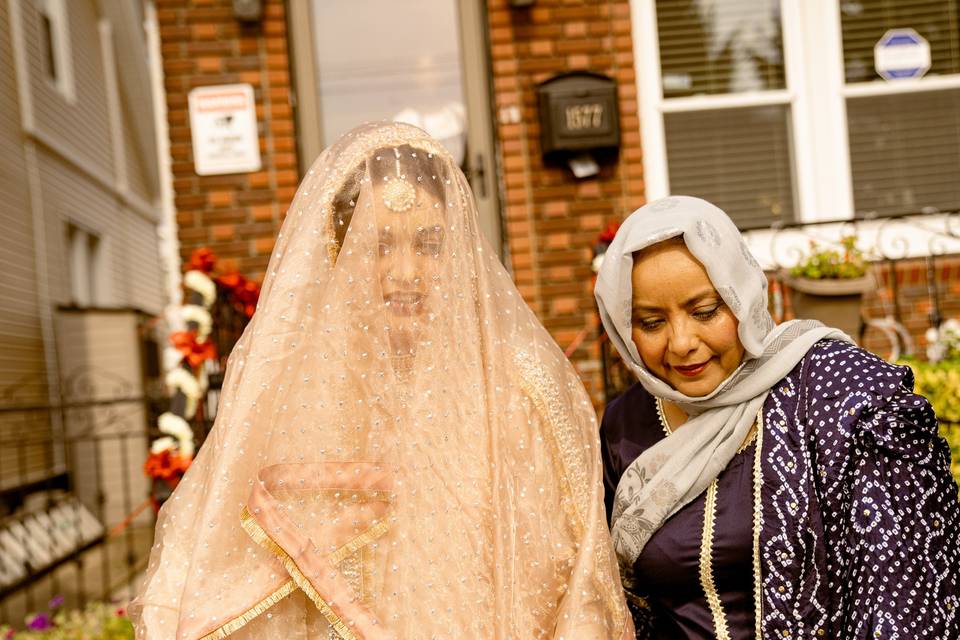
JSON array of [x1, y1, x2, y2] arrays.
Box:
[[783, 273, 871, 339]]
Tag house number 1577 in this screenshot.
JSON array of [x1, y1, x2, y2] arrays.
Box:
[[565, 103, 604, 131]]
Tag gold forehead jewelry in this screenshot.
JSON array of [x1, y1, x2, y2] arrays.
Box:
[[382, 177, 416, 213], [381, 147, 416, 212]]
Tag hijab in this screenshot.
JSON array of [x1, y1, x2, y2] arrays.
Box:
[[594, 196, 850, 568]]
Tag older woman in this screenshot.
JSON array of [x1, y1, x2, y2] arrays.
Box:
[[595, 196, 960, 639]]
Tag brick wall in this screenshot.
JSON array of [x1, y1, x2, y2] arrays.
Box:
[[859, 256, 960, 360], [157, 0, 295, 275], [486, 0, 645, 403]]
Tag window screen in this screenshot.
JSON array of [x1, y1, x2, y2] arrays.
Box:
[[840, 0, 960, 83], [847, 88, 960, 217], [664, 105, 796, 229], [656, 0, 786, 97]]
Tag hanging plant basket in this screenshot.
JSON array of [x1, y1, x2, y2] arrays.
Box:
[[782, 273, 871, 339]]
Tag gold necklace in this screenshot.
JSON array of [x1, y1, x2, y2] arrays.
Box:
[[655, 396, 672, 436], [655, 397, 757, 453]]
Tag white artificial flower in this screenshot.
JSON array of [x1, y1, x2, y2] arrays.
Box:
[[184, 270, 217, 307], [165, 367, 201, 419], [180, 304, 213, 341], [592, 254, 605, 274], [158, 412, 194, 444], [163, 346, 186, 372], [926, 327, 940, 344], [166, 367, 201, 400], [150, 437, 177, 454], [944, 318, 960, 333], [927, 343, 946, 363], [178, 437, 195, 459], [158, 412, 196, 459]]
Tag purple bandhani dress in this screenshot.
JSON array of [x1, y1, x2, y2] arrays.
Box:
[[601, 339, 960, 639]]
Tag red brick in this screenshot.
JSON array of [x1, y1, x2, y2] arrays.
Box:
[[552, 297, 579, 315], [190, 23, 218, 40], [251, 204, 276, 221], [254, 236, 276, 255], [212, 224, 235, 240], [530, 40, 553, 56], [196, 56, 222, 73], [564, 22, 588, 38], [248, 172, 271, 189], [207, 190, 234, 208]]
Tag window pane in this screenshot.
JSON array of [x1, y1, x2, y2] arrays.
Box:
[[41, 14, 57, 80], [664, 105, 795, 228], [656, 0, 785, 97], [310, 0, 467, 162], [840, 0, 960, 83], [847, 88, 960, 217]]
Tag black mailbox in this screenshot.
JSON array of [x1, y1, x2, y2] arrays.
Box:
[[538, 72, 620, 157]]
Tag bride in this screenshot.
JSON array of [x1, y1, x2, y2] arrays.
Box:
[[131, 122, 632, 640]]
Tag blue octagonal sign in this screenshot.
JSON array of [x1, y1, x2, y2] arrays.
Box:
[[874, 28, 931, 80]]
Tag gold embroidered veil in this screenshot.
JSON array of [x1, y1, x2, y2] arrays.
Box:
[[130, 122, 631, 640]]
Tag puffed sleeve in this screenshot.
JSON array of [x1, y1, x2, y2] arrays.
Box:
[[828, 355, 960, 637]]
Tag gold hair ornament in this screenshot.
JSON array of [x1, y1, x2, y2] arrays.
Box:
[[382, 147, 416, 212]]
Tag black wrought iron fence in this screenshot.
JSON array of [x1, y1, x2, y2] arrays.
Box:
[[0, 382, 156, 626]]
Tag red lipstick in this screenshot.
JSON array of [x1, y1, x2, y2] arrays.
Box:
[[673, 360, 709, 377]]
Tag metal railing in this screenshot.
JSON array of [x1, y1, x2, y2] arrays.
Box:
[[0, 374, 158, 626]]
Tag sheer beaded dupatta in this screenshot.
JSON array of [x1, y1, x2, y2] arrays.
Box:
[[131, 123, 631, 640]]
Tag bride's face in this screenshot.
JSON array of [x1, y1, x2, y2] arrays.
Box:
[[373, 183, 445, 318]]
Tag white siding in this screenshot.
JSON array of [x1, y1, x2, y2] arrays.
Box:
[[37, 151, 164, 314], [23, 0, 114, 179], [0, 0, 165, 493], [0, 0, 47, 405]]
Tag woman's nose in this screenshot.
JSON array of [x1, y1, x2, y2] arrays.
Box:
[[391, 252, 420, 287], [667, 318, 698, 356]]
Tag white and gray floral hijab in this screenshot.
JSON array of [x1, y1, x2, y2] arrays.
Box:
[[594, 196, 850, 569]]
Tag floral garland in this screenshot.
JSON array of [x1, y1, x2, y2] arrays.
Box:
[[144, 248, 260, 508], [591, 221, 621, 274]]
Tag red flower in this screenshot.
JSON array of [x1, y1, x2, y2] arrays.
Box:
[[215, 271, 243, 290], [170, 331, 217, 368], [598, 221, 621, 244], [144, 449, 192, 483], [187, 247, 217, 274], [216, 271, 261, 318]]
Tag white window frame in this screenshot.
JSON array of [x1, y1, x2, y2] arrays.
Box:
[[36, 0, 75, 103], [631, 0, 960, 225], [66, 223, 104, 308]]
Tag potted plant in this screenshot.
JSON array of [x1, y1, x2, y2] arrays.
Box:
[[782, 235, 871, 338]]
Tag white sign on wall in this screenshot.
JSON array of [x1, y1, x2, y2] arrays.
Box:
[[188, 84, 262, 175], [874, 28, 931, 81]]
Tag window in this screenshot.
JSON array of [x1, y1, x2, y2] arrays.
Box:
[[645, 0, 795, 228], [664, 104, 795, 228], [36, 0, 74, 101], [633, 0, 960, 227], [66, 225, 101, 307], [846, 88, 960, 216], [840, 0, 960, 217]]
